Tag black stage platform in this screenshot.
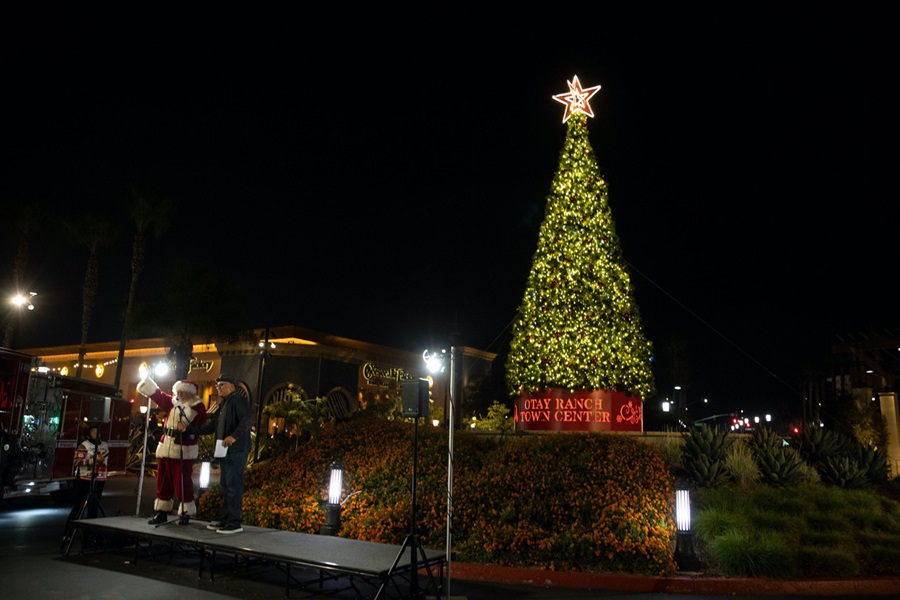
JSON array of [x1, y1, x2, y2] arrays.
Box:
[[67, 515, 446, 599]]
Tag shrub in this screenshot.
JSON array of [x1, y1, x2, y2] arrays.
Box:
[[204, 415, 677, 576], [709, 529, 795, 578], [197, 483, 222, 521], [795, 543, 859, 578], [197, 416, 900, 580], [723, 439, 759, 489], [655, 433, 684, 471], [453, 433, 675, 574], [857, 532, 900, 575], [750, 427, 806, 487], [793, 424, 849, 466], [693, 506, 749, 539], [748, 426, 783, 456], [819, 456, 870, 489], [851, 443, 889, 485], [466, 400, 514, 433], [692, 484, 900, 579]]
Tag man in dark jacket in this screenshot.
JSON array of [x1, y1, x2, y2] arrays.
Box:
[[179, 373, 251, 534]]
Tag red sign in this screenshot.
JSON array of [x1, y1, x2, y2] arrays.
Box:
[[515, 389, 643, 432]]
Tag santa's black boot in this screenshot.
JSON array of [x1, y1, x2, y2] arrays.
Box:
[[148, 511, 168, 525]]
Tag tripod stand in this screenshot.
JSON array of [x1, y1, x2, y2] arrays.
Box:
[[64, 431, 107, 555], [383, 414, 441, 600]]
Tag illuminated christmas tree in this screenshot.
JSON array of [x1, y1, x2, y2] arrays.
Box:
[[506, 76, 655, 412]]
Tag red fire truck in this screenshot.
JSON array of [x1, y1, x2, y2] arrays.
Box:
[[0, 346, 131, 500]]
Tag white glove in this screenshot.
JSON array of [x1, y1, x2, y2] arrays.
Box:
[[137, 377, 160, 398], [172, 397, 184, 408]]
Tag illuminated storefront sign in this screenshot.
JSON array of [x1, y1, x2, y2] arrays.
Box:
[[515, 389, 643, 432], [189, 357, 214, 373], [362, 362, 412, 388]]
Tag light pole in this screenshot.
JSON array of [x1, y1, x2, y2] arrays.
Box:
[[134, 359, 172, 515], [135, 362, 153, 515], [661, 388, 709, 428], [253, 328, 274, 462], [423, 347, 456, 598]]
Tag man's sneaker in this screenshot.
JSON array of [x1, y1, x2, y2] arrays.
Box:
[[216, 523, 243, 534], [206, 521, 222, 531]]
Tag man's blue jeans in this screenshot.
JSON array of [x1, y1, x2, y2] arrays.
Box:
[[220, 449, 248, 526]]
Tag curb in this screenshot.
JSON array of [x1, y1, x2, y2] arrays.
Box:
[[449, 562, 900, 596]]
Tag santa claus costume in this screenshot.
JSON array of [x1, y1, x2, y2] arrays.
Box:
[[137, 378, 208, 524]]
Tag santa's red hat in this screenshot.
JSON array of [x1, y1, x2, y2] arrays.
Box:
[[172, 380, 199, 396]]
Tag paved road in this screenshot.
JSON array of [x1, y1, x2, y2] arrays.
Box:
[[1, 475, 896, 599]]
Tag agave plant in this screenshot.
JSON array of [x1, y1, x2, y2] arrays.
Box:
[[749, 427, 784, 456], [682, 424, 734, 488], [849, 442, 889, 485], [819, 455, 871, 489], [755, 446, 805, 487], [792, 423, 849, 466]]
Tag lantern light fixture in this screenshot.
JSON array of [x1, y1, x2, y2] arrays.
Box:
[[674, 489, 700, 571], [199, 460, 211, 490], [320, 461, 344, 536]]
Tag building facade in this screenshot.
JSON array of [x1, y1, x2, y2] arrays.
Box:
[[20, 325, 497, 440]]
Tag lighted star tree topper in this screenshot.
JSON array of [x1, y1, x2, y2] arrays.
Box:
[[506, 76, 655, 403], [551, 75, 601, 122]]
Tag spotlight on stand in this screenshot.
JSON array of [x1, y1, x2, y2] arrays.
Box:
[[423, 349, 446, 374], [320, 461, 344, 536], [153, 361, 171, 378], [675, 489, 700, 571], [423, 349, 447, 424]]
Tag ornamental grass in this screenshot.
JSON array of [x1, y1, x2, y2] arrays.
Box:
[[197, 415, 677, 576], [692, 483, 900, 578]]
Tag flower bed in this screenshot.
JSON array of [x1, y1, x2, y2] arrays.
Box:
[[199, 416, 676, 576]]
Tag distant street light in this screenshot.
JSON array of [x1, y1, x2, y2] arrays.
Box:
[[4, 291, 37, 348], [661, 387, 709, 428], [12, 292, 37, 310]]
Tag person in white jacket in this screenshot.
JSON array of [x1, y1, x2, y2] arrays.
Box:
[[63, 423, 109, 541], [137, 378, 208, 524]]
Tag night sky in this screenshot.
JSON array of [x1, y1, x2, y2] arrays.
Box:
[[3, 14, 896, 421]]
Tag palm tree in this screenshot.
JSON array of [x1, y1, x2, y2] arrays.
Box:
[[2, 203, 47, 348], [132, 260, 255, 379], [65, 214, 116, 378], [112, 187, 174, 391]]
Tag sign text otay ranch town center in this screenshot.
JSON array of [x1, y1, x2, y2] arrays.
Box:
[[515, 389, 643, 432]]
